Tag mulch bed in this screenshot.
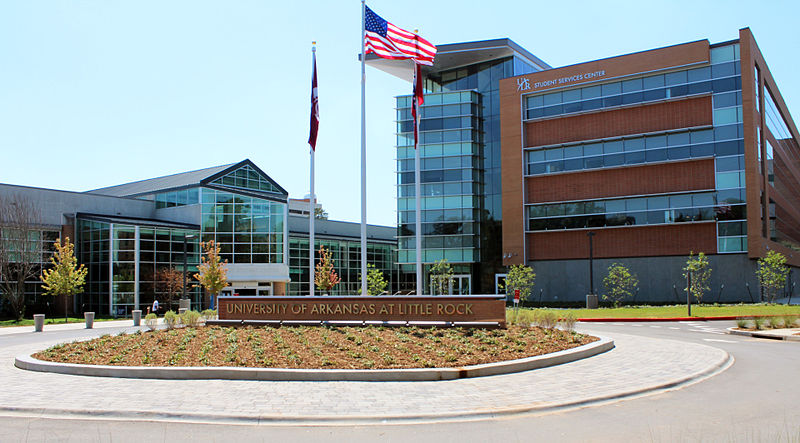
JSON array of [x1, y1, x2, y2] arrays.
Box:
[[34, 325, 597, 370]]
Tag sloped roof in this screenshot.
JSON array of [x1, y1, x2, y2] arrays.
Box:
[[86, 159, 288, 198], [87, 163, 236, 197]]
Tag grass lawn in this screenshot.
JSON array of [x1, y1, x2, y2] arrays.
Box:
[[0, 317, 118, 328], [509, 304, 800, 319]]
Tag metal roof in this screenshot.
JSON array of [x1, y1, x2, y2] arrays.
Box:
[[364, 38, 550, 82], [87, 163, 235, 197]]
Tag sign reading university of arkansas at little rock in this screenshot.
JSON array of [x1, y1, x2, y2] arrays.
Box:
[[218, 296, 506, 327]]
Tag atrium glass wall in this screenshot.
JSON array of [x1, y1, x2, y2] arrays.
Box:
[[77, 219, 200, 316], [287, 237, 397, 295], [200, 188, 286, 265]]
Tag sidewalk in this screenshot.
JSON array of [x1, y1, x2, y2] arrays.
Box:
[[0, 327, 731, 425], [0, 319, 137, 336]]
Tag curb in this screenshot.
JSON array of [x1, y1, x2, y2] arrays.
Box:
[[726, 327, 800, 342], [14, 337, 614, 382], [3, 342, 732, 426], [581, 316, 744, 322]]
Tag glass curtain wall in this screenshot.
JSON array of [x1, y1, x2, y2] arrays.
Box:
[[200, 188, 286, 264], [287, 237, 395, 295], [77, 219, 200, 316]]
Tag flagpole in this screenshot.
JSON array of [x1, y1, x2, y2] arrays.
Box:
[[360, 0, 368, 296], [413, 63, 423, 295], [309, 45, 316, 297]]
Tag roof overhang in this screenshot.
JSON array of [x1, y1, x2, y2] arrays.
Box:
[[363, 38, 550, 82]]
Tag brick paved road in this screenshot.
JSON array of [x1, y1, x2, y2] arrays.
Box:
[[0, 326, 730, 424]]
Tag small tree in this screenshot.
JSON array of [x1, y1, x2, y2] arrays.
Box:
[[314, 206, 329, 220], [683, 252, 712, 303], [194, 240, 228, 307], [362, 263, 388, 296], [501, 264, 536, 302], [156, 267, 183, 312], [756, 250, 790, 303], [40, 237, 87, 323], [429, 259, 454, 296], [314, 245, 340, 293], [602, 263, 638, 307]]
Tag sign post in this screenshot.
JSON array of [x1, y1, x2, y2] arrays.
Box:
[[513, 289, 520, 306]]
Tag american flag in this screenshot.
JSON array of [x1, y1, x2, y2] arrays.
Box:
[[364, 6, 436, 66], [308, 50, 319, 151]]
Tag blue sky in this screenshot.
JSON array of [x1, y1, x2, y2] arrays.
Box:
[[1, 1, 798, 226]]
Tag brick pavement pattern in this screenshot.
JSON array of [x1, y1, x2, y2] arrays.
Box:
[[0, 328, 729, 424]]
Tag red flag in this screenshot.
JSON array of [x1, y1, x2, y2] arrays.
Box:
[[412, 63, 424, 149], [308, 50, 319, 150]]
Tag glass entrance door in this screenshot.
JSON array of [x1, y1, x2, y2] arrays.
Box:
[[451, 274, 471, 295]]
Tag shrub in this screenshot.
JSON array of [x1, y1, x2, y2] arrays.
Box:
[[144, 313, 158, 331], [201, 309, 217, 321], [602, 263, 638, 307], [753, 317, 766, 330], [768, 316, 783, 329], [735, 317, 749, 329], [559, 312, 577, 332], [783, 315, 798, 328], [181, 310, 202, 327], [163, 310, 179, 329], [537, 310, 558, 329]]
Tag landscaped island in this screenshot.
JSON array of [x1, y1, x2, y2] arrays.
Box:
[[33, 325, 597, 370]]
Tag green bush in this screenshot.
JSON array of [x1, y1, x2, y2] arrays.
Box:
[[181, 310, 202, 327], [163, 310, 179, 329], [735, 317, 749, 329], [537, 310, 558, 329], [783, 315, 798, 328], [753, 317, 766, 330], [602, 263, 638, 307], [201, 309, 217, 320], [768, 316, 783, 329], [144, 313, 158, 331]]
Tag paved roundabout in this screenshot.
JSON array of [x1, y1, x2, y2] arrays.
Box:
[[0, 323, 731, 425]]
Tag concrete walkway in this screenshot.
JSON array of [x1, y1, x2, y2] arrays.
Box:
[[0, 319, 137, 336], [0, 326, 731, 425]]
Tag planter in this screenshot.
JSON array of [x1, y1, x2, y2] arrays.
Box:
[[34, 314, 45, 332], [84, 312, 95, 329], [132, 310, 142, 326]]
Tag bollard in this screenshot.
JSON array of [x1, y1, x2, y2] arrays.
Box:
[[34, 314, 45, 332], [84, 312, 95, 329], [132, 310, 142, 326]]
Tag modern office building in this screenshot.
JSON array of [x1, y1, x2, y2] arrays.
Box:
[[0, 160, 401, 317], [368, 39, 550, 295], [500, 28, 799, 302]]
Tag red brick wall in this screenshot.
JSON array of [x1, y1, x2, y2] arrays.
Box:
[[524, 96, 713, 147], [526, 223, 717, 260], [526, 159, 716, 203]]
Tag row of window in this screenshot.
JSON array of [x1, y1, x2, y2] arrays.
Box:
[[397, 116, 478, 134], [396, 103, 479, 122], [397, 142, 479, 160], [527, 205, 745, 232], [397, 155, 477, 172], [209, 165, 282, 194], [397, 182, 479, 198], [397, 195, 480, 211], [525, 124, 743, 175], [399, 235, 477, 249], [397, 128, 479, 147], [398, 221, 477, 236], [398, 168, 479, 185], [398, 208, 478, 224], [396, 91, 478, 109], [528, 191, 743, 219], [396, 248, 476, 264], [152, 188, 200, 209]]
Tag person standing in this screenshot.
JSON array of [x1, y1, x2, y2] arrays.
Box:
[[152, 299, 159, 316]]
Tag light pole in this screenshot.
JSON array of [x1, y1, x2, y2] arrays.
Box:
[[587, 231, 596, 295], [182, 234, 196, 302]]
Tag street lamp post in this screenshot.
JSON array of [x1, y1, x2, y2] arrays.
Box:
[[587, 231, 595, 295]]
